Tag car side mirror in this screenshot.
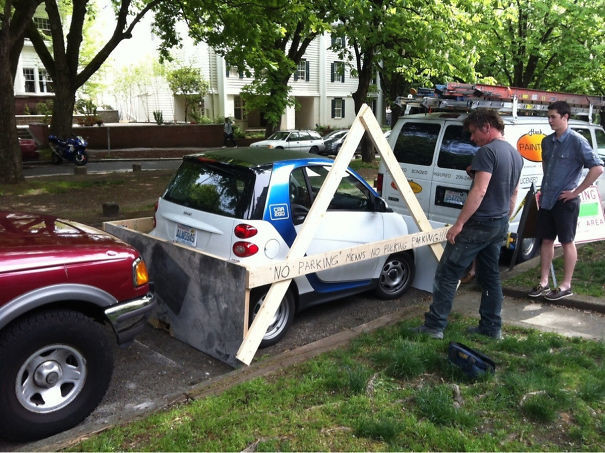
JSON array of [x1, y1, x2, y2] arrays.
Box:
[[373, 197, 391, 212]]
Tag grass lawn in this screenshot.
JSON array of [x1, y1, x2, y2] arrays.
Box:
[[72, 315, 604, 452], [503, 241, 605, 298]]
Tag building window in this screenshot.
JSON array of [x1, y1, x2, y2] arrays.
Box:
[[226, 65, 244, 78], [294, 59, 310, 81], [330, 36, 346, 48], [33, 17, 51, 36], [38, 68, 54, 93], [331, 61, 345, 83], [234, 96, 247, 120], [23, 68, 35, 93], [331, 98, 345, 119]]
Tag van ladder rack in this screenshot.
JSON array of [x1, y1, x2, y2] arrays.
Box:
[[403, 83, 605, 123]]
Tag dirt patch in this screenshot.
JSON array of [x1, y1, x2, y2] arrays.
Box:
[[2, 170, 175, 228]]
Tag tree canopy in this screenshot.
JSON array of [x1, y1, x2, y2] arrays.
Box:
[[474, 0, 605, 94], [153, 0, 335, 134]]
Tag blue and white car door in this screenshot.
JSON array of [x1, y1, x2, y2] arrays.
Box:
[[291, 165, 384, 283]]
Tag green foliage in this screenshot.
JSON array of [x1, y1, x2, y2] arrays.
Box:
[[473, 0, 605, 94], [72, 316, 605, 451], [153, 0, 334, 131], [167, 66, 209, 122], [153, 110, 164, 125]]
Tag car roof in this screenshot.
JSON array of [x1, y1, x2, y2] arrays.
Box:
[[184, 147, 333, 168]]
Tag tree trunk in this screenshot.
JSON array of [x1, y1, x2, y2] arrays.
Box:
[[0, 45, 23, 183], [50, 84, 76, 137]]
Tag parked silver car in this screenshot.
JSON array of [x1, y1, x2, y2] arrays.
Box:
[[250, 130, 325, 153]]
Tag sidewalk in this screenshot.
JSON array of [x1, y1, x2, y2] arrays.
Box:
[[452, 251, 604, 340]]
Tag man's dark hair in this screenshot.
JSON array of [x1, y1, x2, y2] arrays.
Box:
[[548, 101, 571, 119], [463, 108, 505, 133]]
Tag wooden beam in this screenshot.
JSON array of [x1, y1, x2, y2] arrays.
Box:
[[236, 106, 371, 365], [359, 108, 444, 261], [237, 104, 447, 365], [246, 226, 448, 288]]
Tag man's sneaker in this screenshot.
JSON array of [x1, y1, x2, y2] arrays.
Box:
[[528, 284, 550, 298], [544, 287, 573, 301], [467, 326, 502, 340], [411, 325, 444, 339]]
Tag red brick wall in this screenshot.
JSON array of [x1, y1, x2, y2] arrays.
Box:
[[82, 124, 224, 149]]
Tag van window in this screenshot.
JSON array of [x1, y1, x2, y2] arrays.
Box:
[[573, 128, 592, 144], [393, 122, 440, 166], [595, 128, 605, 159], [437, 125, 479, 170]]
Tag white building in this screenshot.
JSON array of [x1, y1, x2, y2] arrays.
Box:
[[14, 7, 385, 130]]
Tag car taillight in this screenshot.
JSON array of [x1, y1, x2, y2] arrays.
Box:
[[153, 200, 159, 228], [376, 173, 384, 195], [233, 241, 259, 257], [133, 258, 149, 286], [234, 223, 258, 239]]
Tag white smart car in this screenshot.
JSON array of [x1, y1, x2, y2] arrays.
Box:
[[151, 148, 415, 346]]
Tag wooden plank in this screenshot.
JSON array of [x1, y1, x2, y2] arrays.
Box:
[[236, 105, 372, 365], [359, 108, 444, 261], [103, 217, 154, 234], [247, 226, 448, 288]]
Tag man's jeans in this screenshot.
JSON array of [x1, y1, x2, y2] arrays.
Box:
[[424, 217, 508, 335]]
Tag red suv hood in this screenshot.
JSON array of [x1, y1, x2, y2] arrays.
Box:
[[0, 211, 136, 273]]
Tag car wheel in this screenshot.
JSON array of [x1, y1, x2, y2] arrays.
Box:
[[375, 252, 415, 299], [310, 146, 319, 154], [0, 310, 113, 441], [74, 152, 88, 166], [250, 289, 295, 348]]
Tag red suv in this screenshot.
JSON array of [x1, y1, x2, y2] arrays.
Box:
[[0, 211, 155, 441]]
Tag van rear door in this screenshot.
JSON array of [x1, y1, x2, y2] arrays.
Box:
[[429, 121, 478, 224], [383, 120, 441, 215]]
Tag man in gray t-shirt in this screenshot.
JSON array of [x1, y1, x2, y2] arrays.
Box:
[[414, 109, 523, 340]]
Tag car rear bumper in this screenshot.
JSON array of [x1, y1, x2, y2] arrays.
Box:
[[104, 291, 156, 345]]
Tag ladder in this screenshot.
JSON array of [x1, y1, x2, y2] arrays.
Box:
[[399, 83, 605, 123]]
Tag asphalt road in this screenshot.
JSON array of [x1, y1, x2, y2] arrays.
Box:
[[22, 159, 181, 177], [1, 288, 430, 452]]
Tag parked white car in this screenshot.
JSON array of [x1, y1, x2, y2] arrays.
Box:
[[250, 130, 325, 153]]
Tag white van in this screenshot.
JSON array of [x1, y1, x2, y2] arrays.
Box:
[[377, 111, 605, 262]]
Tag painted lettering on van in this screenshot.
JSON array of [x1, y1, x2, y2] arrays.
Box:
[[517, 130, 546, 162], [433, 171, 451, 178], [412, 169, 428, 175], [520, 176, 540, 185]]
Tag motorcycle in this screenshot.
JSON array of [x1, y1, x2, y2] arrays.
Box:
[[48, 135, 89, 166]]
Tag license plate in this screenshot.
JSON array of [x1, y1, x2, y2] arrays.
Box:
[[443, 189, 467, 206], [175, 223, 197, 247]]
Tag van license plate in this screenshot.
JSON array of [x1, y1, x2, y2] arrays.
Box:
[[443, 189, 467, 206], [175, 223, 197, 247]]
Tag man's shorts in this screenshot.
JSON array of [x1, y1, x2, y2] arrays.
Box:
[[536, 198, 580, 244]]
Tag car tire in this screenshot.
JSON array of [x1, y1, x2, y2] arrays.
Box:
[[375, 252, 415, 299], [310, 146, 319, 154], [250, 289, 295, 348], [0, 310, 113, 442]]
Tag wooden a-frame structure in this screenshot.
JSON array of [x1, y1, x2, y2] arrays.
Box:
[[237, 104, 447, 365]]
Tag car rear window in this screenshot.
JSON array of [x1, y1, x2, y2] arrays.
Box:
[[163, 159, 256, 218]]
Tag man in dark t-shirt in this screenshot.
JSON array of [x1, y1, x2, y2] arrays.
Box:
[[414, 109, 523, 340]]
